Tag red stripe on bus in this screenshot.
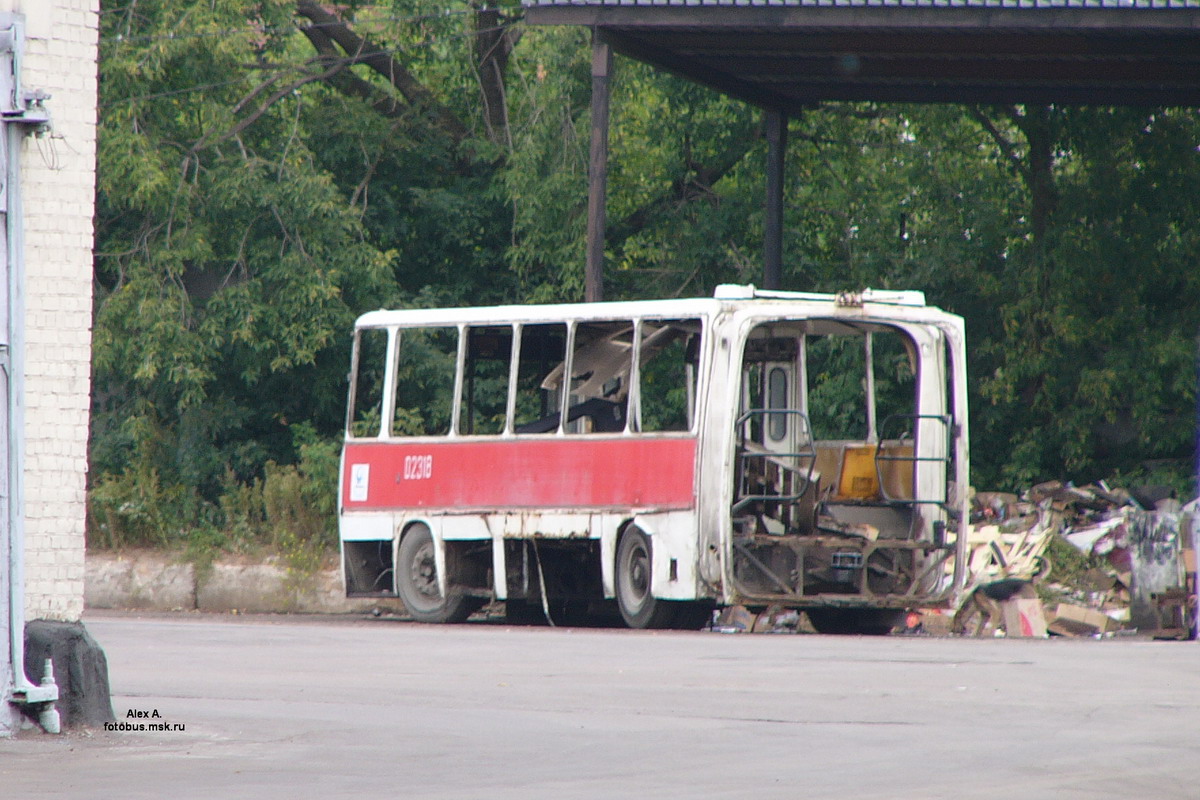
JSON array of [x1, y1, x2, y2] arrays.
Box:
[[341, 438, 697, 510]]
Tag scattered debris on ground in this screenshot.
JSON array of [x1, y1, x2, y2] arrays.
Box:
[[712, 604, 804, 634], [950, 491, 1056, 637], [710, 481, 1197, 640], [955, 481, 1196, 639]]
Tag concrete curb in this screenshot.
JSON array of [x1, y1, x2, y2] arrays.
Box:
[[85, 550, 386, 615]]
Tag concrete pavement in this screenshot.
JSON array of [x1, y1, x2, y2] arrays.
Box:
[[1, 611, 1197, 799]]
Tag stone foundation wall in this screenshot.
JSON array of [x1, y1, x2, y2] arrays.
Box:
[[86, 551, 384, 615]]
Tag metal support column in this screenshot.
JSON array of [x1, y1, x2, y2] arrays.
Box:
[[585, 31, 611, 303], [1194, 329, 1199, 641], [764, 109, 787, 291]]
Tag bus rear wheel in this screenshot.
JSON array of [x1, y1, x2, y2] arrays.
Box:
[[396, 524, 479, 624], [615, 527, 676, 629]]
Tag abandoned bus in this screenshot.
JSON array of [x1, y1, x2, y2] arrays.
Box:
[[338, 285, 970, 631]]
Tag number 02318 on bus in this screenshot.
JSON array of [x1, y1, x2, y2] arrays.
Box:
[[338, 284, 970, 632]]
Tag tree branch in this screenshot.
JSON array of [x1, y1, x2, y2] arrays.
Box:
[[298, 24, 406, 119], [471, 4, 514, 148], [294, 0, 469, 143], [190, 60, 344, 154], [969, 106, 1032, 186], [610, 131, 760, 243], [1005, 105, 1058, 250]]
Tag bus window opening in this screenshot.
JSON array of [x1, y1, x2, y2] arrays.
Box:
[[348, 327, 389, 439], [392, 326, 458, 437], [461, 325, 512, 435], [639, 318, 701, 432]]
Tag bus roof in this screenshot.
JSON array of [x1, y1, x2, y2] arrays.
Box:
[[354, 284, 945, 329]]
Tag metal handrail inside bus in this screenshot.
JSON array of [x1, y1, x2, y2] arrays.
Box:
[[874, 413, 953, 505], [732, 409, 817, 514]]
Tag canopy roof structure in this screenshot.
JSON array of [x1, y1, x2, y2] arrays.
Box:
[[522, 0, 1200, 297], [525, 1, 1200, 109]]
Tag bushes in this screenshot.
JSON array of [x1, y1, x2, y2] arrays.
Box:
[[88, 463, 202, 550], [87, 426, 339, 562]]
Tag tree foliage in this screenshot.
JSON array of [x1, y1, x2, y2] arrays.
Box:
[[92, 0, 1199, 548]]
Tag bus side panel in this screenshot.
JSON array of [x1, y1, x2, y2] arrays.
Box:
[[339, 512, 394, 541], [341, 438, 698, 511]]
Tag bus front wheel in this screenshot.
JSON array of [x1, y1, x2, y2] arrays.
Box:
[[396, 524, 478, 624], [615, 527, 676, 629]]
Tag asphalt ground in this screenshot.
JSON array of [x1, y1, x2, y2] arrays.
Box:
[[1, 611, 1197, 799]]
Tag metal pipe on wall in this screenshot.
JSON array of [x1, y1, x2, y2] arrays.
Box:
[[1, 18, 57, 733]]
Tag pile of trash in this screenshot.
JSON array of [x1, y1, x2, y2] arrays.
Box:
[[948, 481, 1197, 639], [708, 480, 1196, 639]]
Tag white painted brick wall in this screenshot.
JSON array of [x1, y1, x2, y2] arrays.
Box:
[[18, 0, 99, 622]]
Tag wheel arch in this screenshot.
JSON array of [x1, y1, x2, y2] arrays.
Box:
[[604, 516, 652, 599], [395, 517, 445, 597], [619, 512, 706, 602]]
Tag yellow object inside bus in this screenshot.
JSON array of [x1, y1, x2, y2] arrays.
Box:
[[836, 445, 880, 500]]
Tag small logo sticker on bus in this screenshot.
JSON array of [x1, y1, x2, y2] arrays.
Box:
[[403, 454, 433, 480], [349, 463, 370, 501]]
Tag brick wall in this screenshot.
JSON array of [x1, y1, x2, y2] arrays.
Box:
[[15, 0, 99, 622]]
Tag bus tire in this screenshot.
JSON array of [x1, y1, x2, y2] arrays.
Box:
[[396, 524, 478, 624], [615, 527, 676, 629]]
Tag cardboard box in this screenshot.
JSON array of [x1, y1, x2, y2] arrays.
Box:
[[713, 604, 755, 633], [918, 609, 953, 636], [1001, 596, 1047, 638], [1048, 602, 1118, 637]]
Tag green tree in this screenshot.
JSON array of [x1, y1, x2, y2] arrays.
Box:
[[968, 106, 1200, 489], [93, 0, 524, 543], [92, 1, 1200, 552]]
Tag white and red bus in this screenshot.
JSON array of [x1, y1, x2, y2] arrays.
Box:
[[338, 284, 970, 631]]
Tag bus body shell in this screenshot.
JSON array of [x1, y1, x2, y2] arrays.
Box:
[[338, 286, 970, 626]]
